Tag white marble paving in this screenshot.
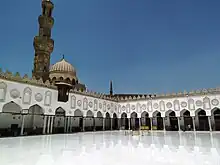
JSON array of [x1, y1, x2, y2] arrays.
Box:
[[0, 131, 220, 165]]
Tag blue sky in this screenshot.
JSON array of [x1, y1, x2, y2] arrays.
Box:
[[0, 0, 220, 94]]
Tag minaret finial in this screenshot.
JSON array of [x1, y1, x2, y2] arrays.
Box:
[[110, 80, 113, 96]]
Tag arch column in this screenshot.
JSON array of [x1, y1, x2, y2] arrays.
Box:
[[43, 115, 47, 134], [82, 117, 85, 132], [50, 116, 54, 134], [47, 116, 51, 134], [178, 117, 181, 131], [192, 117, 196, 131], [110, 118, 113, 130], [163, 117, 165, 131], [93, 117, 96, 131], [150, 118, 153, 130], [128, 118, 131, 130], [103, 118, 105, 131], [20, 114, 26, 136], [208, 116, 212, 131]]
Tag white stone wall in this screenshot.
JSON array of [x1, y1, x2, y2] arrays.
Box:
[[118, 94, 220, 118], [1, 78, 220, 126], [0, 79, 118, 119]]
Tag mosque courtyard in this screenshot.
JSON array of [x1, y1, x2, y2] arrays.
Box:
[[0, 131, 220, 165]]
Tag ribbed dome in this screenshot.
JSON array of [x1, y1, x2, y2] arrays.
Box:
[[50, 58, 75, 73]]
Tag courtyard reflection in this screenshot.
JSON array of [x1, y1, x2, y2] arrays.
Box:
[[0, 131, 220, 165]]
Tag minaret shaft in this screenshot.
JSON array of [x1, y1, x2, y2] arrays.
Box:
[[32, 0, 54, 82]]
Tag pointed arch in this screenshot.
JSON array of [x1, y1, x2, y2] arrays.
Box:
[[195, 108, 209, 131], [180, 109, 190, 117], [121, 112, 127, 118], [105, 112, 110, 118], [152, 110, 161, 117], [2, 101, 22, 114], [195, 108, 206, 116], [152, 110, 163, 130], [211, 107, 220, 115], [113, 113, 117, 118], [141, 111, 149, 118], [211, 108, 220, 131], [55, 107, 66, 116], [74, 109, 83, 117], [28, 104, 44, 115], [86, 110, 94, 117], [165, 110, 175, 117], [131, 111, 138, 118], [96, 111, 103, 118]]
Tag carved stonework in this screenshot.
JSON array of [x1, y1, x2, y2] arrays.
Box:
[[159, 101, 165, 111], [131, 105, 135, 110], [126, 104, 130, 113], [0, 82, 7, 102], [181, 101, 187, 108], [5, 70, 12, 78], [195, 100, 203, 107], [44, 91, 52, 106], [118, 105, 121, 114], [83, 98, 88, 110], [188, 99, 195, 110], [103, 101, 106, 112], [203, 97, 211, 110], [153, 103, 159, 109], [10, 89, 20, 99], [114, 104, 117, 112], [99, 103, 102, 109], [141, 104, 146, 111], [107, 104, 111, 110], [71, 95, 76, 109], [89, 101, 93, 108], [166, 102, 172, 109], [173, 100, 180, 111], [94, 99, 98, 111], [147, 101, 153, 112], [77, 100, 82, 107], [14, 72, 21, 80], [23, 87, 32, 105], [211, 99, 219, 106], [137, 103, 142, 113], [35, 93, 43, 102]]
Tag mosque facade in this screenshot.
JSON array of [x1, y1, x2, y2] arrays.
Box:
[[0, 0, 220, 137]]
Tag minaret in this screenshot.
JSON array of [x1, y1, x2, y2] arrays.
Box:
[[32, 0, 54, 82], [110, 80, 113, 96]]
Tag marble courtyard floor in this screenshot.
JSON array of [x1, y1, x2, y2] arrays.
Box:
[[0, 131, 220, 165]]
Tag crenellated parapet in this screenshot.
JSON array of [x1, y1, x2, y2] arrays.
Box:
[[69, 89, 117, 102], [118, 88, 220, 103], [0, 69, 57, 89], [0, 68, 117, 102]]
